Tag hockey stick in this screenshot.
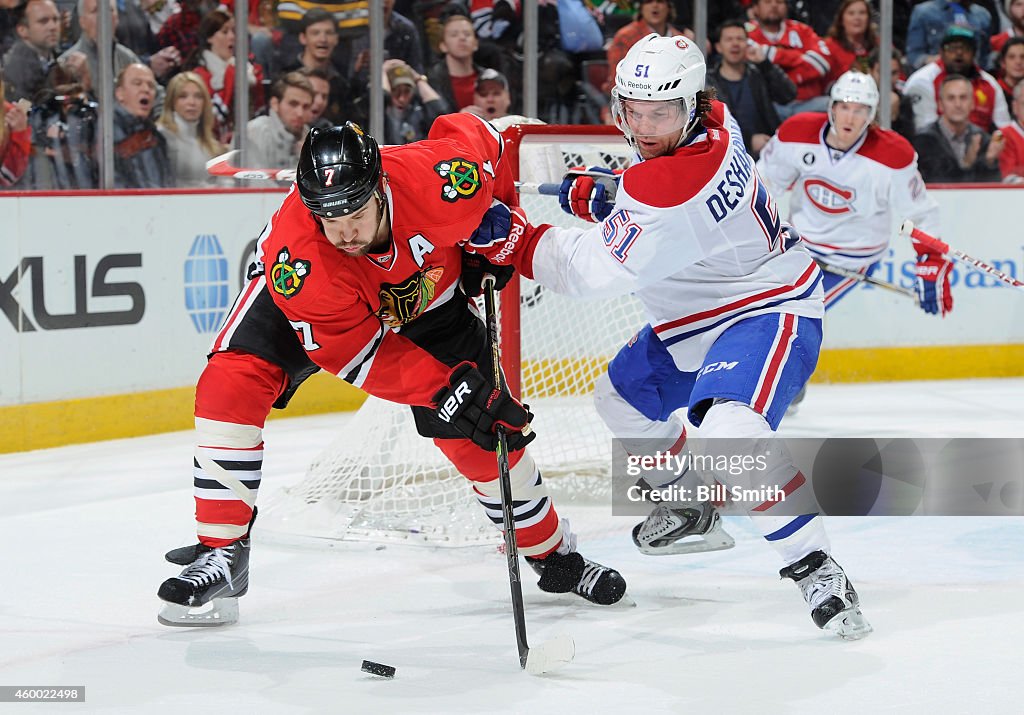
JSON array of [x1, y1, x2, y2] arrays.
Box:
[[207, 150, 564, 195], [482, 276, 575, 676], [901, 221, 1024, 293], [818, 262, 920, 305]]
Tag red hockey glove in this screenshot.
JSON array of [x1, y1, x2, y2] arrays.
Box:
[[558, 167, 620, 223], [433, 362, 535, 452], [912, 238, 953, 317]]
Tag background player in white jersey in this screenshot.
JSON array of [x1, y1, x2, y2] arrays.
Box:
[[470, 34, 871, 639], [757, 71, 953, 318]]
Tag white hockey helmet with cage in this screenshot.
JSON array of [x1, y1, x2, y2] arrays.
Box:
[[611, 33, 707, 153], [829, 70, 880, 126]]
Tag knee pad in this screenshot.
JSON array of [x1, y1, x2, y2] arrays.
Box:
[[195, 418, 262, 507], [471, 452, 548, 502], [698, 400, 773, 439], [594, 372, 685, 444]]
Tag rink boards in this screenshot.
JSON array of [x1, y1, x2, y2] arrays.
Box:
[[1, 185, 1023, 452]]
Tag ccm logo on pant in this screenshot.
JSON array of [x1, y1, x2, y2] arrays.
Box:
[[438, 382, 473, 422]]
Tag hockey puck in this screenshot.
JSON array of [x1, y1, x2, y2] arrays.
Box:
[[361, 660, 396, 678]]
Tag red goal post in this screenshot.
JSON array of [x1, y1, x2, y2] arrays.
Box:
[[498, 123, 630, 399]]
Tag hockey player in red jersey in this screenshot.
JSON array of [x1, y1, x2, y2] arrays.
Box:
[[465, 35, 872, 640], [157, 113, 626, 626]]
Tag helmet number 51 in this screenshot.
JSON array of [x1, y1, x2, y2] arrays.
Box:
[[634, 65, 650, 78]]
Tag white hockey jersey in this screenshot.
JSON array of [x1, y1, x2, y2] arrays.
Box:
[[526, 102, 823, 372], [756, 113, 941, 271]]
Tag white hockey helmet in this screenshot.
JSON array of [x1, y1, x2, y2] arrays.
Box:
[[829, 70, 879, 125], [611, 33, 707, 154]]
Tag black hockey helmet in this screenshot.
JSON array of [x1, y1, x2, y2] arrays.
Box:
[[296, 122, 382, 218]]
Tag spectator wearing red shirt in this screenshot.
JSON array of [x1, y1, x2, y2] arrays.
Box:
[[185, 9, 266, 145], [996, 36, 1024, 109], [999, 81, 1024, 179], [824, 0, 877, 82], [992, 0, 1024, 56], [904, 25, 1011, 133], [157, 0, 202, 67], [0, 79, 31, 188], [746, 0, 832, 115], [426, 13, 481, 112]]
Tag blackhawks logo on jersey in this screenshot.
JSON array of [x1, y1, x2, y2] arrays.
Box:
[[434, 158, 481, 202], [270, 247, 311, 299], [376, 266, 445, 327]]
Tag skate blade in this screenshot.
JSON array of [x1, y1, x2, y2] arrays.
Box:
[[158, 598, 239, 627], [637, 524, 736, 556], [824, 607, 873, 641], [524, 632, 575, 675]]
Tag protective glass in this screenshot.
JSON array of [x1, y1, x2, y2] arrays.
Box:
[[611, 96, 689, 139]]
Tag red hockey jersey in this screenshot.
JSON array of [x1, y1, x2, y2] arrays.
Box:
[[258, 113, 513, 407], [747, 19, 831, 101]]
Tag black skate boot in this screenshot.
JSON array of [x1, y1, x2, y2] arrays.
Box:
[[780, 550, 872, 640], [526, 549, 627, 606], [157, 538, 250, 627], [632, 500, 735, 556]]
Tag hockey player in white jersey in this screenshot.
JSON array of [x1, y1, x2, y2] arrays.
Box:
[[467, 34, 871, 639], [757, 71, 953, 317]]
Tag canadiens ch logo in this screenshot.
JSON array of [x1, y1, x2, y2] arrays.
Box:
[[270, 247, 311, 299], [376, 266, 445, 327], [803, 178, 856, 215], [434, 158, 481, 202]]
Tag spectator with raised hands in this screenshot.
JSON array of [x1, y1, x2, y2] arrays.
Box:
[[912, 73, 1005, 183], [997, 81, 1024, 179], [58, 0, 147, 95], [0, 74, 31, 188], [156, 70, 226, 187], [746, 0, 832, 116], [382, 56, 448, 145]]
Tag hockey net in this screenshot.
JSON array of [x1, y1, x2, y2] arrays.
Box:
[[261, 125, 644, 546]]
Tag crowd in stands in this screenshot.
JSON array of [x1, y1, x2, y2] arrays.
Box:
[[2, 0, 1024, 190]]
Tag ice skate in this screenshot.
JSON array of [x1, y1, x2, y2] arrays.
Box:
[[632, 500, 735, 556], [780, 550, 872, 640], [527, 547, 627, 606], [157, 538, 250, 627]]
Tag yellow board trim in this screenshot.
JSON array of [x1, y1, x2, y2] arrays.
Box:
[[2, 344, 1022, 454], [0, 373, 366, 455]]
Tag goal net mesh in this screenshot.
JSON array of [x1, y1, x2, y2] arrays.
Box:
[[261, 125, 644, 546]]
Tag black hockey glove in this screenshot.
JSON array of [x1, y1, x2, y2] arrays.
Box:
[[461, 251, 515, 298], [433, 362, 536, 452]]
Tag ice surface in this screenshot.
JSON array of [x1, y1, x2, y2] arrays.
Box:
[[1, 379, 1021, 714]]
